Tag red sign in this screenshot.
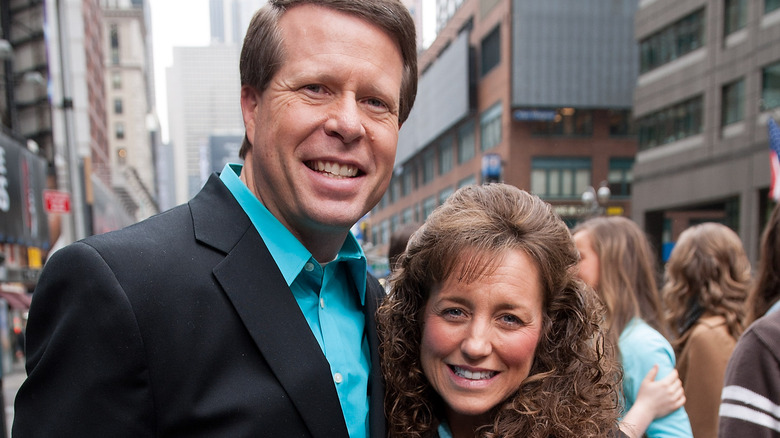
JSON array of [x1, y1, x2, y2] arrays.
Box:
[[43, 190, 71, 214]]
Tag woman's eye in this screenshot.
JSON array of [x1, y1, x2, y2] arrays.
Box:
[[442, 308, 464, 318], [500, 314, 523, 326]]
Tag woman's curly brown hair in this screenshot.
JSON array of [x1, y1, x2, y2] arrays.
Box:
[[377, 184, 622, 437]]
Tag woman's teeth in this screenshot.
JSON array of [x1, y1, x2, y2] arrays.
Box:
[[451, 366, 497, 380]]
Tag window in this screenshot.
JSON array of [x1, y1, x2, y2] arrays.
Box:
[[112, 72, 122, 89], [763, 61, 780, 111], [114, 98, 123, 114], [722, 79, 745, 126], [608, 110, 633, 136], [457, 119, 475, 163], [422, 148, 435, 184], [767, 0, 780, 13], [110, 24, 120, 65], [637, 96, 703, 150], [480, 103, 502, 151], [531, 158, 591, 199], [401, 164, 414, 197], [531, 108, 593, 136], [423, 196, 436, 220], [640, 9, 705, 73], [458, 175, 476, 188], [117, 148, 127, 165], [438, 135, 454, 176], [115, 122, 125, 139], [725, 0, 747, 36], [607, 158, 634, 198], [389, 175, 401, 203], [439, 186, 455, 205], [480, 25, 501, 76], [402, 207, 414, 224]]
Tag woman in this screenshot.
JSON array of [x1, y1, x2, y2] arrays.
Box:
[[573, 216, 693, 438], [378, 184, 672, 437], [746, 202, 780, 324], [662, 222, 750, 437]]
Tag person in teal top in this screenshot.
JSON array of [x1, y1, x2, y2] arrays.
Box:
[[574, 216, 693, 438]]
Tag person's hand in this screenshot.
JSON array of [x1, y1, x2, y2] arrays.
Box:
[[619, 365, 686, 438], [634, 365, 686, 418]]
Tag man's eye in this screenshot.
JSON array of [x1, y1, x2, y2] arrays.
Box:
[[365, 98, 386, 109], [303, 84, 324, 93]]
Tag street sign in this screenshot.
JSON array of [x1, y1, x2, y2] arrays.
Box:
[[43, 189, 71, 214]]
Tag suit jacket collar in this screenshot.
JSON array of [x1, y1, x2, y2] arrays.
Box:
[[190, 175, 385, 438], [191, 175, 350, 437]]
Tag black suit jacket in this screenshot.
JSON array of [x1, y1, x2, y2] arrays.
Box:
[[13, 175, 386, 437]]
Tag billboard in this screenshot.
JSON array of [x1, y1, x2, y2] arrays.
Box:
[[0, 133, 50, 249]]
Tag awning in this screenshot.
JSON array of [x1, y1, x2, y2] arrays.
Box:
[[0, 284, 32, 310]]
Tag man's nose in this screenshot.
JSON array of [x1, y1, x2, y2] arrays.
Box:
[[324, 96, 366, 144]]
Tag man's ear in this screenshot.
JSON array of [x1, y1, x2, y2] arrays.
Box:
[[240, 85, 260, 140]]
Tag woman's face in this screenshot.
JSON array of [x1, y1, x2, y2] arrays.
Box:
[[574, 231, 600, 290], [420, 249, 544, 420]]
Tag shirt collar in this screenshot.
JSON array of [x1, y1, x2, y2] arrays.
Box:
[[219, 163, 367, 303]]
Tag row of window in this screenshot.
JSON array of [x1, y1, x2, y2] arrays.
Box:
[[638, 59, 780, 150], [642, 1, 780, 74], [372, 156, 634, 247]]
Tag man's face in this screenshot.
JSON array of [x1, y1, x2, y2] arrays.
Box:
[[241, 4, 403, 243]]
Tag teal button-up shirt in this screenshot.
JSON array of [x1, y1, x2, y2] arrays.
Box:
[[220, 164, 370, 438]]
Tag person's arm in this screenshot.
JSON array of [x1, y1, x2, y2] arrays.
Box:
[[719, 318, 780, 437], [620, 365, 686, 438], [12, 242, 154, 437]]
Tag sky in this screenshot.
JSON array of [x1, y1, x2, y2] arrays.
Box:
[[149, 0, 210, 143], [149, 0, 436, 144]]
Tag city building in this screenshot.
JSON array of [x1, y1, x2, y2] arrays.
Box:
[[101, 0, 160, 225], [166, 44, 242, 204], [365, 0, 640, 276], [632, 0, 780, 262]]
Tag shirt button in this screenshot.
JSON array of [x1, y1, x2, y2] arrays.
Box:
[[304, 262, 315, 272], [334, 373, 343, 384], [319, 297, 325, 309]]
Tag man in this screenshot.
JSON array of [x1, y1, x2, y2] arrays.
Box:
[[12, 1, 417, 436]]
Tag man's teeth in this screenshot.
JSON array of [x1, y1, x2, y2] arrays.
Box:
[[452, 366, 496, 380], [310, 161, 358, 178]]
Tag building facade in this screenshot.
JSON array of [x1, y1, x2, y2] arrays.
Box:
[[365, 0, 640, 276], [166, 44, 243, 204], [101, 0, 160, 224], [632, 0, 780, 262]]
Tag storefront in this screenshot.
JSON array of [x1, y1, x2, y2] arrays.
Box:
[[0, 131, 49, 374]]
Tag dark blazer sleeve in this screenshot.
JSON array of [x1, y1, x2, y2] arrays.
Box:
[[14, 241, 155, 437]]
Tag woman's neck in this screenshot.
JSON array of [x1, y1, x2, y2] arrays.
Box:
[[445, 409, 491, 438]]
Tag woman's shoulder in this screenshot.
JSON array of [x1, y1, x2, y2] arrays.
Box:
[[619, 318, 671, 347]]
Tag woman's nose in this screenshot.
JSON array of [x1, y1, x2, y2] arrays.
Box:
[[460, 322, 492, 360]]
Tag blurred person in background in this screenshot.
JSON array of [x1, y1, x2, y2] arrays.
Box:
[[662, 222, 750, 437], [718, 203, 780, 437], [573, 216, 693, 438], [12, 0, 417, 436], [746, 202, 780, 324]]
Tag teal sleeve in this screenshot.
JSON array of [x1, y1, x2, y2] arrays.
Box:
[[620, 321, 693, 438]]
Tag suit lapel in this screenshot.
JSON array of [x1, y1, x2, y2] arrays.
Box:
[[364, 276, 386, 438], [191, 175, 349, 438]]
